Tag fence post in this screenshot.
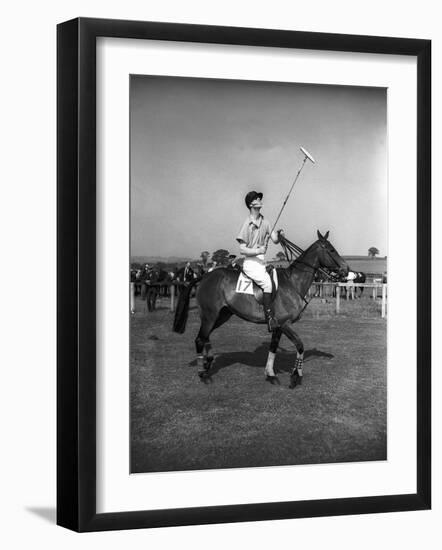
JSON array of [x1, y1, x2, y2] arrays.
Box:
[[381, 284, 387, 318], [130, 282, 135, 314], [336, 283, 340, 314], [170, 283, 175, 312]]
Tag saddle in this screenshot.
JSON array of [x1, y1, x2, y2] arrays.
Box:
[[235, 265, 278, 305]]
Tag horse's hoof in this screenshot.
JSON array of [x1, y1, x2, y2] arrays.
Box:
[[266, 375, 280, 385], [198, 371, 212, 383], [289, 370, 299, 389]]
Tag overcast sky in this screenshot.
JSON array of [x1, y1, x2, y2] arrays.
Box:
[[130, 75, 387, 259]]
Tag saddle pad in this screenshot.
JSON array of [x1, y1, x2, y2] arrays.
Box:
[[235, 269, 278, 295]]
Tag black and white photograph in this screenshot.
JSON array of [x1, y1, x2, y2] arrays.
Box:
[[129, 75, 388, 474], [0, 0, 436, 542]]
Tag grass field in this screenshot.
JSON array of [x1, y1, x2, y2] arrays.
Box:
[[130, 294, 387, 473]]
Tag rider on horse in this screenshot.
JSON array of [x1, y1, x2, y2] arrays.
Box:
[[236, 191, 282, 332]]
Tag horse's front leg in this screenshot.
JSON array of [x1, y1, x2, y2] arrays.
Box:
[[265, 328, 282, 384], [281, 325, 304, 388]]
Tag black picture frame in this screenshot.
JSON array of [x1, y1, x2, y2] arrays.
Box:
[[57, 17, 431, 532]]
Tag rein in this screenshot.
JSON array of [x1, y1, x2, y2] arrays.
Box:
[[277, 234, 343, 317], [278, 235, 340, 282]]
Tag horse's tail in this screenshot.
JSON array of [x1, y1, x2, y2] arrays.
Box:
[[172, 279, 200, 333]]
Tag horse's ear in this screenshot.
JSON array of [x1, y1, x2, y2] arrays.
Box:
[[324, 230, 329, 240], [317, 230, 323, 240]]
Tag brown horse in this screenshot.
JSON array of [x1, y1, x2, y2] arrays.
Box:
[[173, 231, 349, 387]]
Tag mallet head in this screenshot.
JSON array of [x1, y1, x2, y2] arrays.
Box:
[[300, 146, 316, 164]]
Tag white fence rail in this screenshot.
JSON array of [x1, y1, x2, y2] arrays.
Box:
[[130, 281, 388, 318], [334, 283, 387, 318]]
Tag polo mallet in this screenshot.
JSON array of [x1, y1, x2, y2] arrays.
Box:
[[265, 146, 316, 247]]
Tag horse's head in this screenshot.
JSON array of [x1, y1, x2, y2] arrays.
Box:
[[315, 230, 349, 276]]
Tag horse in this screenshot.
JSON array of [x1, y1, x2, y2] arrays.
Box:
[[173, 230, 349, 387]]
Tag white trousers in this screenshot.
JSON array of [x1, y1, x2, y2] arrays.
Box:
[[243, 257, 272, 293]]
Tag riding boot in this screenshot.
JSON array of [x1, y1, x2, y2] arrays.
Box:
[[263, 292, 278, 332]]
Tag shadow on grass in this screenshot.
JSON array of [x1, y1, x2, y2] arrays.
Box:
[[190, 343, 334, 378]]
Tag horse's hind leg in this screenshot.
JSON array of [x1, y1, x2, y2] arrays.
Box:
[[265, 328, 282, 382], [195, 318, 214, 375], [281, 325, 305, 388], [195, 308, 232, 377], [204, 308, 233, 369]]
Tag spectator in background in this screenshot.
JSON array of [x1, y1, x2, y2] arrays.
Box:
[[139, 264, 151, 284], [140, 264, 159, 311], [182, 261, 194, 283], [196, 263, 206, 277], [175, 262, 195, 297], [345, 270, 357, 300]]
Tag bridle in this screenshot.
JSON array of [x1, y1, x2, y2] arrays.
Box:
[[278, 234, 345, 316], [279, 234, 342, 282], [317, 241, 345, 277]]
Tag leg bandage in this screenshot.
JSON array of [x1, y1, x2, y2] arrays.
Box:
[[265, 351, 276, 376]]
